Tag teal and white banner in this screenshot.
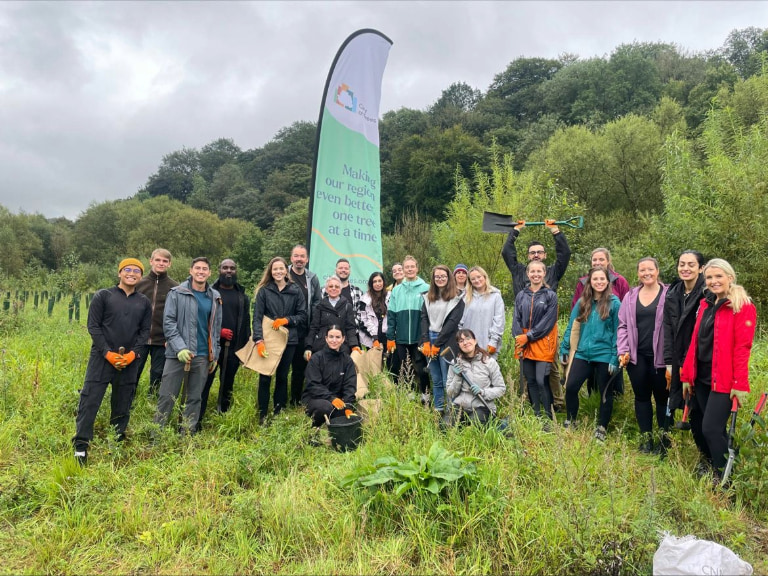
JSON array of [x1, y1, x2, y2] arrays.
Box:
[[308, 29, 392, 289]]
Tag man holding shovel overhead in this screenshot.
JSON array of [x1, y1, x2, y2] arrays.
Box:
[[155, 257, 222, 434], [502, 219, 571, 412], [72, 258, 151, 466], [198, 258, 250, 430]]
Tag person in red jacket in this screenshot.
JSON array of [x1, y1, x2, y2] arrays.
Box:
[[681, 258, 757, 482]]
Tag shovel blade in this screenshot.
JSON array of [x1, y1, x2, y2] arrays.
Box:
[[482, 212, 519, 233]]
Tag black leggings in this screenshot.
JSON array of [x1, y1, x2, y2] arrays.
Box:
[[523, 359, 553, 419], [258, 345, 296, 418], [627, 354, 668, 433], [692, 384, 732, 470], [565, 359, 614, 428]]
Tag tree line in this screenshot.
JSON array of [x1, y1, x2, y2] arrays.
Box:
[[1, 27, 767, 302]]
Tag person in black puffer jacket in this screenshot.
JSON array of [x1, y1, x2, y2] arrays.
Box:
[[302, 325, 358, 427], [304, 276, 360, 360]]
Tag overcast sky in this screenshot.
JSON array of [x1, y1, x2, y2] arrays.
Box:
[[0, 1, 765, 219]]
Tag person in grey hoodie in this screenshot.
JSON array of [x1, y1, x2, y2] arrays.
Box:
[[155, 257, 222, 434], [459, 266, 505, 358]]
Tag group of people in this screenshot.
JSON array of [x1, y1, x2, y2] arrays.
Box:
[[73, 230, 757, 484]]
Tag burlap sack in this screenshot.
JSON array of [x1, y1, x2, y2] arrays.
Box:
[[350, 346, 383, 400], [236, 317, 288, 376]]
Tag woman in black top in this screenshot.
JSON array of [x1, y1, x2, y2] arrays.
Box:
[[304, 275, 360, 360]]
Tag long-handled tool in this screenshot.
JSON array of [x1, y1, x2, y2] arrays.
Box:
[[675, 397, 692, 430], [601, 366, 624, 404], [482, 212, 584, 234], [217, 341, 230, 411], [721, 397, 740, 486], [178, 359, 191, 429], [744, 391, 767, 443], [440, 347, 492, 412]]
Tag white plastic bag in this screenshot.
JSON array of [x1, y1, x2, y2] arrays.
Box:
[[653, 532, 753, 575]]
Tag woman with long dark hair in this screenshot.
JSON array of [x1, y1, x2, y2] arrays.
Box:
[[445, 329, 506, 425], [560, 266, 621, 441], [252, 256, 307, 422], [681, 259, 757, 482], [617, 257, 669, 453], [571, 248, 630, 308], [420, 265, 464, 412], [360, 271, 388, 349]]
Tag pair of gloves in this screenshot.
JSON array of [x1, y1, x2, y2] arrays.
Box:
[[450, 363, 483, 397], [514, 219, 560, 234], [303, 346, 362, 361], [419, 343, 440, 358], [105, 350, 136, 370], [331, 397, 356, 418]]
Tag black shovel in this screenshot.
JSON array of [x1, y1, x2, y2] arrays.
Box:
[[482, 212, 584, 234]]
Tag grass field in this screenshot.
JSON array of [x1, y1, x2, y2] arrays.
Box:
[[0, 302, 766, 574]]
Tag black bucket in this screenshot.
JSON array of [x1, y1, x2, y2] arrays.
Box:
[[327, 415, 363, 452]]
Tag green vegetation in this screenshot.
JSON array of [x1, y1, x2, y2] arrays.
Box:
[[0, 302, 766, 574]]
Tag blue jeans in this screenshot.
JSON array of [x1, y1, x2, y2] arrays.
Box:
[[429, 331, 449, 411]]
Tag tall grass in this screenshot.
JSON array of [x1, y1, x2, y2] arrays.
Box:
[[0, 303, 766, 574]]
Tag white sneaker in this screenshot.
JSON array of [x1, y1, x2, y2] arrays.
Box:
[[421, 393, 430, 406]]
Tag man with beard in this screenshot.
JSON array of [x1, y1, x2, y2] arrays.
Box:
[[198, 258, 250, 429], [288, 245, 321, 406], [135, 248, 178, 398], [328, 258, 364, 335]]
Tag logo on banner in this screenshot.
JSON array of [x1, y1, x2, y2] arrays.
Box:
[[334, 83, 358, 113]]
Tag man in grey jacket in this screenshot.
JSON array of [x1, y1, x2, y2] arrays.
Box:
[[154, 257, 222, 434], [288, 244, 321, 406]]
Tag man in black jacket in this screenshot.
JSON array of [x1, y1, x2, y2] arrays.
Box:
[[502, 220, 571, 412], [135, 248, 178, 398], [73, 258, 151, 465], [199, 258, 250, 428]]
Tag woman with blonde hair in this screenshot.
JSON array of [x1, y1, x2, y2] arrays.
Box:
[[459, 266, 505, 358], [681, 258, 757, 482]]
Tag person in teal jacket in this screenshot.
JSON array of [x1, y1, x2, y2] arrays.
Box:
[[387, 255, 430, 400], [560, 267, 621, 441]]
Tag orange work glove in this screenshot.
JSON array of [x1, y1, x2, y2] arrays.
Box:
[[121, 350, 136, 366], [387, 340, 396, 353], [514, 220, 525, 231], [272, 318, 289, 330], [487, 345, 497, 355], [256, 341, 268, 358], [545, 219, 560, 234], [514, 334, 529, 348], [351, 346, 361, 354], [618, 353, 630, 368], [665, 365, 672, 390], [419, 343, 437, 358], [105, 351, 125, 369], [344, 408, 356, 419], [373, 340, 380, 348], [331, 398, 346, 410]]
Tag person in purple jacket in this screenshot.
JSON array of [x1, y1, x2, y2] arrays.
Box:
[[617, 257, 669, 454]]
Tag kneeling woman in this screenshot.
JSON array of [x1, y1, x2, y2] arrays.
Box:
[[302, 325, 358, 427], [681, 259, 756, 481], [445, 329, 506, 425]]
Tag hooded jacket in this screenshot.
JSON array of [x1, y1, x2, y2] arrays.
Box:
[[305, 295, 359, 353], [681, 294, 757, 394], [560, 295, 621, 364], [163, 279, 222, 361], [252, 281, 307, 347], [446, 352, 506, 414], [302, 345, 358, 407], [359, 291, 388, 348], [617, 284, 669, 368], [136, 270, 179, 345], [512, 286, 559, 363], [663, 275, 706, 367], [387, 277, 429, 345], [211, 278, 251, 351]]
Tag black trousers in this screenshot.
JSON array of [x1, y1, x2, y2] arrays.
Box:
[[199, 341, 241, 427], [289, 344, 308, 406], [565, 359, 614, 428], [137, 344, 167, 397], [392, 343, 430, 393], [258, 345, 296, 418], [73, 371, 137, 451], [627, 354, 669, 433], [692, 384, 732, 470], [304, 398, 348, 428]]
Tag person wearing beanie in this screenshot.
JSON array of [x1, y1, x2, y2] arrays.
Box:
[[453, 263, 469, 296], [135, 248, 178, 399], [72, 258, 151, 466]]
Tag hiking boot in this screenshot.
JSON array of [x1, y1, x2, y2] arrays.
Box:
[[639, 433, 653, 454], [594, 426, 607, 443], [74, 450, 87, 467]]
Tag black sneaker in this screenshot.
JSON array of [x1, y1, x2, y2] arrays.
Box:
[[74, 450, 87, 467], [639, 433, 653, 454], [594, 426, 607, 443]]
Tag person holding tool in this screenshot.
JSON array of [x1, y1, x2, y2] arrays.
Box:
[[681, 258, 756, 485], [72, 258, 151, 465], [198, 258, 250, 430], [617, 257, 669, 454], [154, 257, 222, 434], [445, 329, 506, 426], [302, 325, 357, 429]]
